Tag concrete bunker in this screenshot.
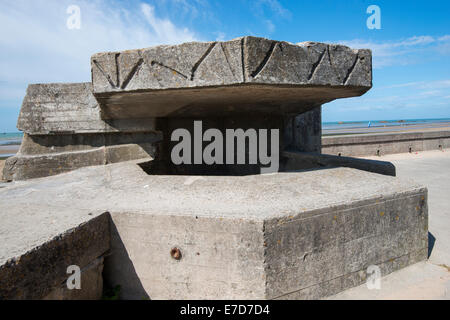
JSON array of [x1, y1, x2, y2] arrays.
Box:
[[0, 37, 427, 300]]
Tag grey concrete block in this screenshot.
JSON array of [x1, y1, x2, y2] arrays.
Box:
[[264, 189, 428, 299], [3, 132, 159, 180], [283, 106, 322, 153], [17, 83, 158, 135], [43, 257, 104, 300], [91, 37, 372, 118], [0, 213, 110, 300], [17, 132, 160, 156], [3, 149, 106, 181], [3, 146, 154, 181], [10, 83, 161, 181]]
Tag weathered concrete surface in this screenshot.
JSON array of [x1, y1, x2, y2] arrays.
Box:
[[91, 37, 372, 118], [266, 186, 427, 299], [17, 83, 157, 134], [284, 106, 322, 153], [16, 132, 159, 156], [322, 130, 450, 157], [0, 160, 4, 181], [0, 160, 427, 299], [105, 212, 266, 299], [6, 82, 162, 181], [328, 150, 450, 299], [3, 147, 152, 181], [0, 210, 110, 300], [43, 257, 104, 300], [3, 132, 159, 180], [282, 151, 396, 176]]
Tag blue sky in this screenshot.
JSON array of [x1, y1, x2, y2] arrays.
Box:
[[0, 0, 449, 132]]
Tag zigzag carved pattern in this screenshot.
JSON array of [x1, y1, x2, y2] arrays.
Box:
[[95, 41, 362, 88], [103, 42, 222, 89]]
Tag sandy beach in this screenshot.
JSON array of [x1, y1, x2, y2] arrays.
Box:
[[0, 145, 19, 158]]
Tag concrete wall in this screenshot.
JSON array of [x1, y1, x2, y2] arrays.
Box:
[[284, 106, 322, 153], [103, 212, 266, 300], [281, 151, 396, 176], [265, 190, 428, 299], [322, 130, 450, 157]]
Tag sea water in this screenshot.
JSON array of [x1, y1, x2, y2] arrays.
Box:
[[0, 132, 23, 146], [323, 118, 450, 134]]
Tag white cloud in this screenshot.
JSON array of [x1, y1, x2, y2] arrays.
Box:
[[395, 35, 435, 47], [383, 80, 450, 90], [438, 35, 450, 41], [0, 0, 198, 105], [214, 31, 226, 41], [265, 20, 275, 33], [256, 0, 291, 19], [141, 3, 196, 43], [419, 90, 441, 97], [328, 79, 450, 114], [250, 0, 291, 36], [337, 35, 450, 69]]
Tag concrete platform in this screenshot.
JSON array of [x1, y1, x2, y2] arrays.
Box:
[[0, 160, 427, 299], [328, 150, 450, 299]]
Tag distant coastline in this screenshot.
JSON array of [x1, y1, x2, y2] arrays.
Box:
[[323, 118, 450, 136], [323, 117, 450, 129], [0, 132, 22, 159]]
